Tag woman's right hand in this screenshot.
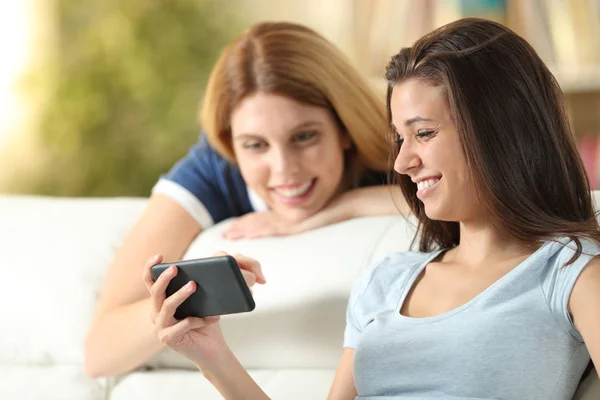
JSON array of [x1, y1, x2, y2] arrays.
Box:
[[141, 253, 265, 368]]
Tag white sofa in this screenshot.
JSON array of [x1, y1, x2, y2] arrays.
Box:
[[1, 194, 598, 400]]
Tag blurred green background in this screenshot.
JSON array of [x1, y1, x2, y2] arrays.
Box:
[[1, 0, 599, 196], [13, 0, 241, 196]]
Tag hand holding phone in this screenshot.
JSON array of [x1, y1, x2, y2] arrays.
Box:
[[143, 253, 264, 369], [151, 254, 259, 320]]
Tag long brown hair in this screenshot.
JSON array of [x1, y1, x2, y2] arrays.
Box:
[[201, 21, 389, 186], [385, 18, 600, 259]]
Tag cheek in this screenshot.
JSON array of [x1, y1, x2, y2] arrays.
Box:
[[312, 148, 345, 180], [445, 158, 472, 196], [313, 140, 346, 166], [237, 154, 269, 187], [311, 146, 338, 165]]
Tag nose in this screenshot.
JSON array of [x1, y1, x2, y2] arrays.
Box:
[[393, 141, 421, 175], [271, 146, 300, 176]]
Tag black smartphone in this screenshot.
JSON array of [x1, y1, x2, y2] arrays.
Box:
[[151, 255, 255, 320]]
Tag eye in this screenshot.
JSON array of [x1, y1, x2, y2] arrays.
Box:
[[394, 137, 405, 146], [243, 140, 267, 150], [293, 131, 318, 143], [416, 129, 435, 140]]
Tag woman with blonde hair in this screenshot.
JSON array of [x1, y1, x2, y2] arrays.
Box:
[[84, 21, 405, 377]]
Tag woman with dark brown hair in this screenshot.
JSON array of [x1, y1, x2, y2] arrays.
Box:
[[144, 18, 600, 399]]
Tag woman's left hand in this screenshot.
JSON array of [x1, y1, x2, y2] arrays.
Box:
[[221, 211, 306, 240]]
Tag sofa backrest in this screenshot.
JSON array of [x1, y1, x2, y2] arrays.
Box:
[[0, 193, 598, 399]]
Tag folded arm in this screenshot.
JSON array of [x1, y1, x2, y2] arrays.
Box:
[[84, 194, 201, 377], [325, 184, 409, 220], [223, 185, 408, 240]]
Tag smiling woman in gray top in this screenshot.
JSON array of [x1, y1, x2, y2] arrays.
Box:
[[143, 18, 600, 400]]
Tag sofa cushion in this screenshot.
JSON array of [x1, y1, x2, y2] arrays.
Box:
[[111, 368, 600, 400], [0, 365, 106, 400], [110, 369, 335, 400], [573, 367, 600, 400], [0, 195, 146, 365]]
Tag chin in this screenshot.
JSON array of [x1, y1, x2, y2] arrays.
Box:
[[283, 210, 313, 223], [272, 196, 326, 223], [422, 204, 451, 222], [275, 207, 318, 223]]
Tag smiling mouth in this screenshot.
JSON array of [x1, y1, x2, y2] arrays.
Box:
[[415, 176, 441, 199], [416, 178, 441, 191], [272, 179, 316, 198]]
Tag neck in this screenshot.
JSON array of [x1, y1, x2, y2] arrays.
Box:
[[447, 219, 535, 268]]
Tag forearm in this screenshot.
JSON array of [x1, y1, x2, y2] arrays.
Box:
[[293, 186, 406, 234], [199, 350, 270, 400], [84, 297, 164, 377], [336, 185, 408, 220]]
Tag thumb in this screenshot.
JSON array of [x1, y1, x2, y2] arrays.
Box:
[[241, 269, 257, 288]]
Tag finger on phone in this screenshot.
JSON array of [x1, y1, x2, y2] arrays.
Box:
[[160, 280, 196, 320], [233, 254, 266, 284], [142, 254, 163, 291], [150, 264, 178, 314]]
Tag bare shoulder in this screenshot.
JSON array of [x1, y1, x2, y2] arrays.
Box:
[[575, 255, 600, 287], [569, 256, 600, 379], [569, 255, 600, 318]]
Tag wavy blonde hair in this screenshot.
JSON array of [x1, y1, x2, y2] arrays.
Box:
[[200, 21, 389, 185]]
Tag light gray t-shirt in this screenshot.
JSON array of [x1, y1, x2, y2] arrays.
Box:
[[344, 238, 599, 400]]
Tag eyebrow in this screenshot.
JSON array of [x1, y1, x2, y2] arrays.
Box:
[[404, 116, 435, 127], [233, 120, 324, 140], [291, 120, 324, 131], [391, 116, 436, 134]]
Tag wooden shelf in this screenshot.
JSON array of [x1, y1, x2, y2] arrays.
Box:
[[549, 65, 600, 93], [368, 65, 600, 94]]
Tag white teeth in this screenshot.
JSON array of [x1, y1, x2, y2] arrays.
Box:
[[275, 180, 313, 198], [417, 178, 440, 191]]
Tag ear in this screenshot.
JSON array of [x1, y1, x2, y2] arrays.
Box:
[[341, 131, 352, 150]]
